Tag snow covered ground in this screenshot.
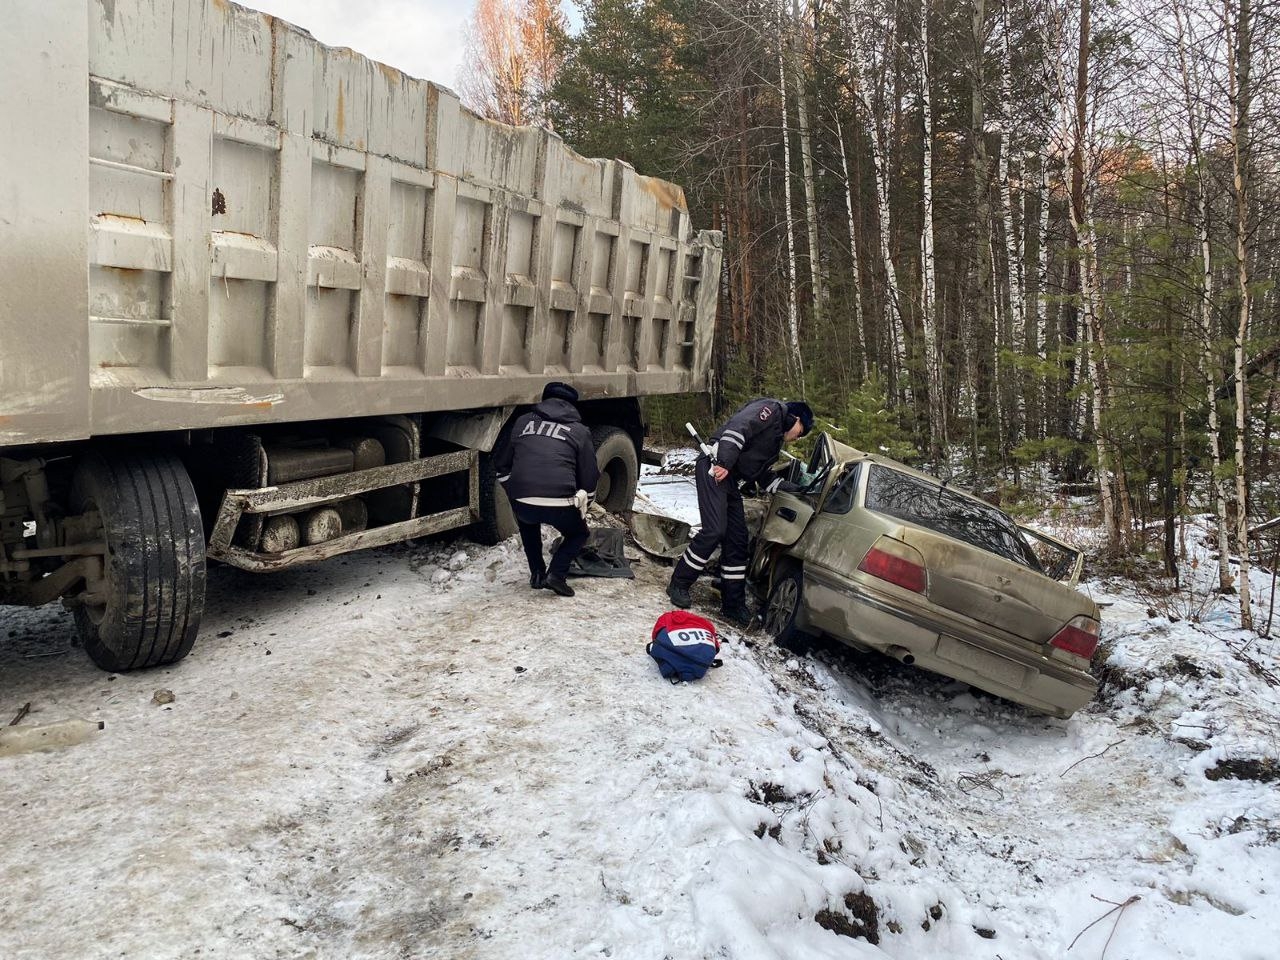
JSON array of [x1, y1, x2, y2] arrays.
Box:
[[1, 461, 1277, 960]]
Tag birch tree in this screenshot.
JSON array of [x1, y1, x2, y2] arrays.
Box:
[[460, 0, 566, 125], [919, 0, 943, 452], [971, 0, 998, 447], [792, 0, 826, 331], [844, 0, 907, 381], [1054, 0, 1120, 544], [998, 0, 1026, 441], [836, 114, 869, 378], [1226, 0, 1254, 626], [778, 4, 806, 385], [1172, 0, 1235, 593]]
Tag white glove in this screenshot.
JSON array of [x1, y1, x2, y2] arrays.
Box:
[[574, 489, 591, 518]]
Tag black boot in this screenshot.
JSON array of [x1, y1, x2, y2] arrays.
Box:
[[721, 603, 754, 629], [544, 574, 575, 597], [530, 571, 546, 590], [666, 581, 692, 609]]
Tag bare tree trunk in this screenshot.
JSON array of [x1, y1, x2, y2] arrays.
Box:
[[1036, 157, 1050, 366], [836, 115, 869, 379], [777, 8, 805, 387], [845, 0, 906, 379], [999, 0, 1025, 445], [792, 0, 825, 331], [1174, 0, 1235, 592], [1178, 362, 1189, 566], [1032, 154, 1051, 442], [991, 231, 1008, 456], [972, 0, 996, 449], [1227, 0, 1253, 626], [920, 0, 943, 453], [1260, 360, 1278, 484], [1056, 0, 1119, 544]]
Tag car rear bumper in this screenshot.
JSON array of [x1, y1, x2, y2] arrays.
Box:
[[803, 568, 1097, 718]]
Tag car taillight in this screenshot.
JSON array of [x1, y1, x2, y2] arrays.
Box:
[[1049, 615, 1100, 659], [858, 544, 926, 593]]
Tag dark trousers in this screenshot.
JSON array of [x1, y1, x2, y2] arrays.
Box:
[[669, 455, 749, 606], [512, 502, 589, 579]]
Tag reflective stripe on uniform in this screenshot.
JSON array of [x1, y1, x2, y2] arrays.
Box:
[[517, 495, 578, 507], [681, 547, 710, 570]]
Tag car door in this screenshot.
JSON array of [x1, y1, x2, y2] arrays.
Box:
[[791, 459, 867, 570], [750, 433, 841, 579], [776, 459, 878, 635], [754, 433, 838, 547]]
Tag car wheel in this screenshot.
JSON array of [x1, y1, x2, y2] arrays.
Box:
[[765, 564, 817, 653]]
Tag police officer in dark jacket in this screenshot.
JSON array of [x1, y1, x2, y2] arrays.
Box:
[[495, 382, 601, 597], [667, 398, 814, 625]]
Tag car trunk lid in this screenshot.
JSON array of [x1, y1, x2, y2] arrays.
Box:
[[897, 525, 1089, 645]]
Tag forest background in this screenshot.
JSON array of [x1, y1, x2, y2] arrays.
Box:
[[460, 0, 1280, 628]]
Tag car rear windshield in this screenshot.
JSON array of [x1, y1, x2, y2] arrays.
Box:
[[864, 466, 1040, 569]]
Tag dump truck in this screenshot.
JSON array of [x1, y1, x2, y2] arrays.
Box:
[[0, 0, 722, 672]]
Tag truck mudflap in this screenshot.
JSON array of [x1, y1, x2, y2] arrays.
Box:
[[207, 450, 478, 572]]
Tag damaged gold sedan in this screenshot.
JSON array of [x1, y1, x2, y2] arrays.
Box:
[[750, 435, 1101, 718]]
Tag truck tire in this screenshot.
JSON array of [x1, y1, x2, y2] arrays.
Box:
[[471, 450, 519, 545], [591, 426, 639, 513], [70, 452, 206, 672], [765, 563, 817, 654]]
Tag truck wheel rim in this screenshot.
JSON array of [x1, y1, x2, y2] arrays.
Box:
[[766, 579, 798, 635]]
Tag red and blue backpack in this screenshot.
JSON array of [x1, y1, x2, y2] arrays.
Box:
[[648, 611, 722, 682]]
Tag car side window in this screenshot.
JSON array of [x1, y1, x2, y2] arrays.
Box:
[[822, 463, 862, 515]]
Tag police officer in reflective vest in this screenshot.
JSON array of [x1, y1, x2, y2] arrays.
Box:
[[667, 398, 814, 625], [495, 382, 601, 597]]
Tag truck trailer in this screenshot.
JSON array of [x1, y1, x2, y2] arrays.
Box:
[[0, 0, 722, 671]]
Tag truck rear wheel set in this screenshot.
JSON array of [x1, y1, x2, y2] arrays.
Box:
[[1, 414, 642, 673], [69, 452, 205, 672], [589, 427, 640, 514]]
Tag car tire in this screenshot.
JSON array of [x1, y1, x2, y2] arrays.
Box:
[[765, 563, 817, 653], [590, 425, 639, 513], [70, 451, 206, 672]]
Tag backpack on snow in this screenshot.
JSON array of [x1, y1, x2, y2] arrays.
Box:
[[648, 611, 722, 682]]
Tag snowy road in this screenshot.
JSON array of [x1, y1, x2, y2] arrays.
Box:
[[1, 491, 1278, 959]]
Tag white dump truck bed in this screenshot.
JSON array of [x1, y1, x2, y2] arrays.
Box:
[[0, 0, 721, 448]]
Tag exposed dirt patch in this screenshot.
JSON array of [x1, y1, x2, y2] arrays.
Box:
[[921, 902, 945, 931], [814, 890, 880, 945], [1171, 654, 1206, 680], [1204, 757, 1280, 783], [750, 781, 793, 804]]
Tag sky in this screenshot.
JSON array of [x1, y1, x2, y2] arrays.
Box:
[[239, 0, 475, 90]]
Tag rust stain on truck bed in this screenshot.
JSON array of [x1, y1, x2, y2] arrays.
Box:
[[639, 176, 687, 212]]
